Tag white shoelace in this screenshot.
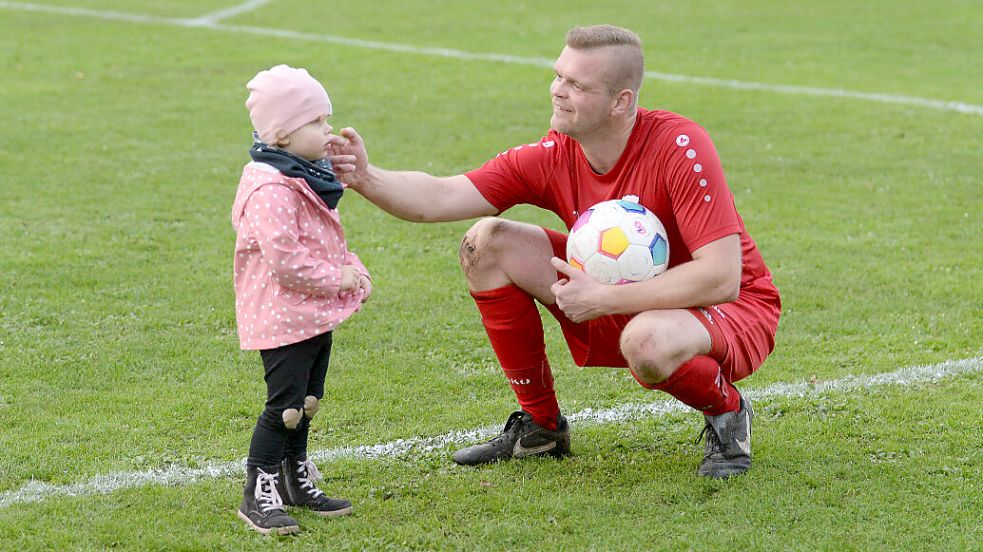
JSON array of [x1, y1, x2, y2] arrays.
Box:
[[295, 459, 325, 499], [254, 470, 285, 513]]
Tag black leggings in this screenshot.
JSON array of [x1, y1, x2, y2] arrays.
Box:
[[246, 331, 332, 468]]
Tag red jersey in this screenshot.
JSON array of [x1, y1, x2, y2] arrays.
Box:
[[465, 108, 779, 302]]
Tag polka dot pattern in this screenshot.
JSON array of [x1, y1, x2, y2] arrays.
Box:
[[675, 133, 711, 204], [230, 164, 368, 350]]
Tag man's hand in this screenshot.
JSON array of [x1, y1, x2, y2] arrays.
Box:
[[327, 127, 368, 188], [549, 257, 611, 323]]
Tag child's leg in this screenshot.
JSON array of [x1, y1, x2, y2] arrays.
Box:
[[284, 332, 332, 460], [273, 332, 352, 516], [247, 337, 324, 468], [240, 337, 327, 534]]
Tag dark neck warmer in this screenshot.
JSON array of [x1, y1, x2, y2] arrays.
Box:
[[248, 136, 344, 209]]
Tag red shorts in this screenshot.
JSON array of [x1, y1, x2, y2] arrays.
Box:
[[542, 228, 780, 384]]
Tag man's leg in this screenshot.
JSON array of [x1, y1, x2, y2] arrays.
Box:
[[619, 310, 751, 477], [619, 310, 739, 415], [454, 218, 570, 465]]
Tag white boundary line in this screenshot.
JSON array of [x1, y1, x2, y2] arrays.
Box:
[[1, 1, 981, 117], [1, 356, 979, 509], [186, 0, 271, 26]]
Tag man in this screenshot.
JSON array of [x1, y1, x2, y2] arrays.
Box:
[[329, 25, 780, 478]]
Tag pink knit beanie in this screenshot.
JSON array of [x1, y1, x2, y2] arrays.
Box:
[[245, 65, 333, 144]]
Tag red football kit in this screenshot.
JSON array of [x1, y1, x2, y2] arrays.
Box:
[[463, 108, 781, 426]]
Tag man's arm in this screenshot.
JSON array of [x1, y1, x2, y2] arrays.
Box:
[[551, 234, 742, 322], [355, 167, 498, 222], [329, 127, 498, 223]]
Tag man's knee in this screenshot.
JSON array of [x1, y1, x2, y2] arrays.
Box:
[[621, 321, 670, 384], [459, 217, 507, 273], [620, 315, 696, 384]]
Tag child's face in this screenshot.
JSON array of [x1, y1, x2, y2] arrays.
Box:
[[281, 115, 333, 161]]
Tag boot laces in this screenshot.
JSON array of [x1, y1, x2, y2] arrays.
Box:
[[295, 459, 325, 499], [696, 422, 722, 456], [487, 411, 527, 445], [254, 470, 285, 513]]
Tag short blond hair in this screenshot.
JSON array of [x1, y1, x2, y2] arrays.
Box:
[[565, 25, 644, 96]]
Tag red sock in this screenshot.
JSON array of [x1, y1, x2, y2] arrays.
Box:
[[650, 356, 740, 416], [471, 285, 559, 430]]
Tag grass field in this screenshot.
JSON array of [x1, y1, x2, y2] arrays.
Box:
[[0, 0, 981, 550]]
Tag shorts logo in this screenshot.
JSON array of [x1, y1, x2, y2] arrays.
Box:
[[698, 307, 714, 325], [675, 134, 690, 147]]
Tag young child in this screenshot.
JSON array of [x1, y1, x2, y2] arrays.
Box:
[[232, 64, 371, 535]]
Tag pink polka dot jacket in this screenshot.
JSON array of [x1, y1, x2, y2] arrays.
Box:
[[231, 161, 369, 350]]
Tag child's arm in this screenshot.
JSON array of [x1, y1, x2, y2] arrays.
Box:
[[243, 185, 345, 298], [344, 251, 370, 281]]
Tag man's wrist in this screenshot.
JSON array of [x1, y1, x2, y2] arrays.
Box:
[[601, 283, 625, 316], [348, 164, 378, 193]]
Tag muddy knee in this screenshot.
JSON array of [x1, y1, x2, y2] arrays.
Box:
[[620, 320, 676, 384], [459, 217, 507, 276]]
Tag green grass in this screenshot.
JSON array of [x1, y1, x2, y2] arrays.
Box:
[[0, 0, 981, 550]]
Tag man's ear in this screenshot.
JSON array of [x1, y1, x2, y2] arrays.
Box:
[[611, 89, 635, 116]]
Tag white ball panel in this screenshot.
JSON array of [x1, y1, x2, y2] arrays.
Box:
[[584, 254, 620, 285], [616, 244, 656, 281]]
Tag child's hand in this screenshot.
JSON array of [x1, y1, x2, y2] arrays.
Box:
[[340, 265, 360, 292], [357, 274, 372, 302]]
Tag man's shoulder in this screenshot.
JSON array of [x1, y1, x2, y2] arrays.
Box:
[[490, 131, 570, 167], [636, 108, 712, 150], [638, 108, 704, 131]]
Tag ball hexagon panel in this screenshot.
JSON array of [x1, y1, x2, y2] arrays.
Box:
[[588, 202, 624, 229], [617, 199, 646, 213], [620, 212, 658, 246], [570, 208, 594, 233], [584, 254, 620, 285], [650, 234, 668, 268], [617, 244, 656, 281], [598, 226, 630, 258], [566, 224, 601, 265]]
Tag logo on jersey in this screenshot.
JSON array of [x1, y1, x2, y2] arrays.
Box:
[[497, 140, 555, 157], [675, 134, 690, 147]]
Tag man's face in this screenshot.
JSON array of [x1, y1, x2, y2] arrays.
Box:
[[550, 46, 618, 138]]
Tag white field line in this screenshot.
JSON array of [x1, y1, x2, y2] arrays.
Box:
[[186, 0, 271, 26], [1, 356, 980, 509], [1, 1, 981, 117]]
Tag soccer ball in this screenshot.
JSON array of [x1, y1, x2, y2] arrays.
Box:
[[566, 195, 669, 284]]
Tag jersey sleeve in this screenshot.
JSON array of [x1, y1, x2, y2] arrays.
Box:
[[464, 136, 560, 213], [241, 184, 344, 297], [663, 122, 743, 253]]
